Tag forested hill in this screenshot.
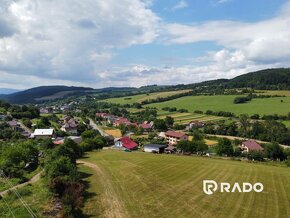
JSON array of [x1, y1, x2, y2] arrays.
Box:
[[225, 68, 290, 90], [0, 86, 93, 104], [1, 68, 290, 104], [175, 68, 290, 90]]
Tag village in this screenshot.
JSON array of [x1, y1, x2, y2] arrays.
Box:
[[1, 103, 266, 159]]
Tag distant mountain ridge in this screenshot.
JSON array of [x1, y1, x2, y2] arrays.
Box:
[[0, 88, 21, 94], [1, 86, 93, 104], [1, 68, 290, 104]]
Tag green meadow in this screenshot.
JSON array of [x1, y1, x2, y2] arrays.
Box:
[[103, 90, 191, 104], [147, 95, 290, 116], [78, 150, 290, 218]]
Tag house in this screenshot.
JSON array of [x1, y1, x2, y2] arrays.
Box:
[[186, 120, 205, 130], [53, 136, 82, 145], [114, 137, 138, 150], [165, 130, 188, 145], [113, 118, 131, 127], [96, 113, 111, 119], [61, 117, 78, 135], [144, 144, 166, 153], [39, 107, 53, 114], [139, 121, 153, 131], [240, 140, 264, 153], [107, 115, 117, 124], [33, 129, 54, 139], [7, 120, 20, 131]]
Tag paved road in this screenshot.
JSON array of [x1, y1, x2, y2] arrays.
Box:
[[0, 172, 42, 197], [18, 120, 32, 134], [207, 134, 289, 149], [88, 118, 109, 137]]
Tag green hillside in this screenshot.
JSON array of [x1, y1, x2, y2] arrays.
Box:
[[103, 90, 191, 104], [147, 95, 290, 116], [79, 150, 290, 218]]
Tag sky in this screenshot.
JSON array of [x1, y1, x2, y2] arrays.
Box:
[[0, 0, 290, 89]]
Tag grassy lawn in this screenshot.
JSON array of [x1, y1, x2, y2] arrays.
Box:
[[78, 165, 104, 217], [79, 150, 290, 218], [0, 167, 42, 192], [148, 95, 290, 116], [0, 179, 54, 217], [103, 90, 191, 104]]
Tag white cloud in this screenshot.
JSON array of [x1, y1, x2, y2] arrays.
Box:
[[172, 1, 188, 11], [216, 0, 232, 4], [164, 1, 290, 65], [1, 0, 290, 89], [0, 0, 159, 85]]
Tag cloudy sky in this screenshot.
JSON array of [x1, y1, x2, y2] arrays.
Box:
[[1, 0, 290, 89]]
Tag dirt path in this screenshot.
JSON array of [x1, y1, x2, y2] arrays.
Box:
[[0, 172, 42, 197], [77, 160, 128, 218]]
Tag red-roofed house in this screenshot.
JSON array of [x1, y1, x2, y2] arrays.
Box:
[[113, 118, 133, 127], [115, 137, 138, 150], [165, 131, 188, 145], [240, 140, 264, 153], [139, 123, 153, 131]]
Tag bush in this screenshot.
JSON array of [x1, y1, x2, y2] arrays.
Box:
[[286, 156, 290, 167]]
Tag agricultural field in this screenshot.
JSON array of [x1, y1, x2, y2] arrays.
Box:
[[78, 150, 290, 218], [158, 111, 226, 125], [103, 89, 191, 104], [257, 90, 290, 97], [148, 95, 290, 116]]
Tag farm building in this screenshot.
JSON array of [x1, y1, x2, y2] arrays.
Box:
[[165, 131, 188, 145], [240, 140, 264, 153], [115, 137, 138, 150], [33, 129, 54, 139], [144, 144, 166, 153]]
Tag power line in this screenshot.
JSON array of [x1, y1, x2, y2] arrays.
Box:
[[1, 196, 16, 218], [1, 172, 38, 217]]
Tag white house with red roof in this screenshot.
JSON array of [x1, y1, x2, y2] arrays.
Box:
[[240, 140, 264, 153], [114, 137, 138, 150], [165, 130, 188, 145]]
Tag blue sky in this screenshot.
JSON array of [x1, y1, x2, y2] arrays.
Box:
[[114, 0, 288, 67], [0, 0, 290, 89]]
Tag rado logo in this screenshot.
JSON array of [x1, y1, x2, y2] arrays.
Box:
[[203, 180, 264, 195]]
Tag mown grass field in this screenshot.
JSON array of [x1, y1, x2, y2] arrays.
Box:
[[148, 95, 290, 116], [79, 150, 290, 218], [103, 90, 191, 104]]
